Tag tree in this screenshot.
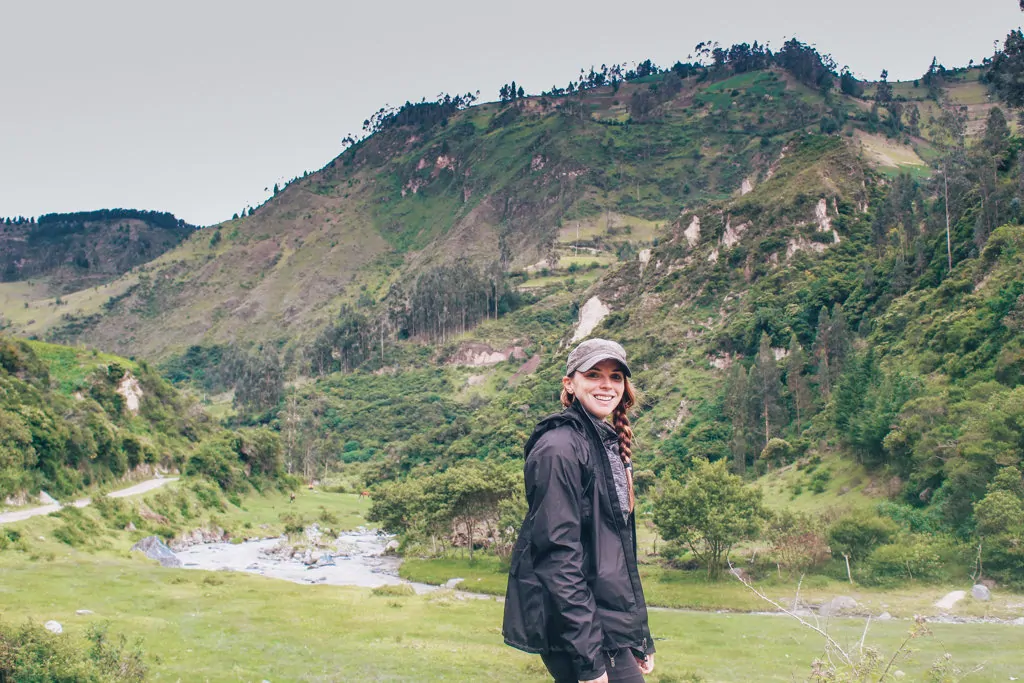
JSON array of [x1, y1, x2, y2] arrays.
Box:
[[875, 70, 893, 104], [723, 363, 752, 474], [813, 307, 833, 396], [751, 333, 785, 450], [653, 460, 766, 578], [440, 462, 518, 560], [786, 335, 811, 432], [839, 68, 863, 97], [827, 512, 898, 564], [990, 29, 1024, 107]]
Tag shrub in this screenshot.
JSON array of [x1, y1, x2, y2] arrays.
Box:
[[760, 438, 794, 466], [52, 506, 102, 548], [279, 512, 308, 535], [827, 512, 899, 563], [0, 620, 146, 682], [864, 535, 943, 585], [317, 506, 339, 526], [808, 469, 831, 494], [371, 583, 415, 597]]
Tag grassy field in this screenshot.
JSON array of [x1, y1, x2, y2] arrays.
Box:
[[1, 551, 1021, 682], [3, 488, 1024, 681]]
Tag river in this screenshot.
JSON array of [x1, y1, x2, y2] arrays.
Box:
[[174, 529, 441, 593]]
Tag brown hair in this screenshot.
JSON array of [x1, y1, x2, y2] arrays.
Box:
[[561, 373, 637, 513]]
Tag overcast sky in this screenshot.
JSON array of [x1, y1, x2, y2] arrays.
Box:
[[2, 0, 1020, 227]]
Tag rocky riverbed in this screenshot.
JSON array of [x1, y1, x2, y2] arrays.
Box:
[[174, 528, 439, 593]]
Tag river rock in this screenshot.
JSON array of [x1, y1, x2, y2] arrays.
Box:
[[39, 491, 57, 505], [935, 590, 965, 610], [443, 577, 465, 589], [44, 621, 62, 634], [384, 540, 400, 554], [877, 612, 893, 621], [131, 536, 182, 567], [1012, 617, 1024, 626], [971, 584, 991, 601], [819, 596, 858, 617]]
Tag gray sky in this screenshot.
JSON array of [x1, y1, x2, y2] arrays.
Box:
[[2, 0, 1020, 227]]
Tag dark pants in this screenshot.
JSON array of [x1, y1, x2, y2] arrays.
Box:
[[541, 649, 645, 683]]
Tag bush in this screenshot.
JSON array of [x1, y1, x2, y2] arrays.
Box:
[[317, 506, 339, 526], [52, 506, 103, 548], [279, 512, 308, 535], [827, 512, 899, 563], [0, 620, 146, 682], [864, 535, 943, 585], [371, 583, 415, 597]]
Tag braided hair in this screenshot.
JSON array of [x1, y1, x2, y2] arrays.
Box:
[[560, 374, 637, 513]]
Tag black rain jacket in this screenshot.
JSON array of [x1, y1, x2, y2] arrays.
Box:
[[502, 401, 654, 681]]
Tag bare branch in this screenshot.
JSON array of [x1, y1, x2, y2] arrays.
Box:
[[728, 561, 853, 667], [859, 615, 871, 654]]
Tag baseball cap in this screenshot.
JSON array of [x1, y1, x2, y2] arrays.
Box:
[[565, 338, 631, 377]]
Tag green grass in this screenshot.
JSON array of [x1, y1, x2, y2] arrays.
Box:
[[5, 487, 1023, 681], [0, 550, 1021, 682], [556, 212, 663, 244], [23, 339, 138, 395], [400, 551, 1024, 620], [758, 455, 880, 515], [219, 488, 371, 536], [518, 271, 603, 290]]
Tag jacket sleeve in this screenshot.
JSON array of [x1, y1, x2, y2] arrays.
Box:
[[525, 430, 604, 681]]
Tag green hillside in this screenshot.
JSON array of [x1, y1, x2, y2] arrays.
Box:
[[0, 209, 195, 296], [4, 36, 1024, 591], [0, 336, 287, 501]]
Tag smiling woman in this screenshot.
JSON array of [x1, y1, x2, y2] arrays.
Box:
[[503, 338, 655, 683]]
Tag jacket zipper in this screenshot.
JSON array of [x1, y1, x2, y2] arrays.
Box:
[[610, 653, 616, 668]]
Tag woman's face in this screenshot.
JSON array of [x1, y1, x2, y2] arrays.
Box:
[[563, 358, 625, 420]]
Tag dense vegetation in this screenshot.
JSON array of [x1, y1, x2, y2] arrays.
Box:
[[8, 30, 1024, 595], [0, 336, 286, 501], [0, 209, 195, 291]]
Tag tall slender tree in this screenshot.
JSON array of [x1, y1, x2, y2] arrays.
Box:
[[751, 333, 785, 452], [786, 335, 811, 433]]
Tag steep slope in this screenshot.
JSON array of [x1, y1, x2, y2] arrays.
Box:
[[15, 66, 853, 361]]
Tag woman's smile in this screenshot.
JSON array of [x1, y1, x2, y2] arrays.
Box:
[[563, 359, 625, 420]]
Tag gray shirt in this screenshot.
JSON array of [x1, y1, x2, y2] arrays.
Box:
[[583, 408, 631, 523]]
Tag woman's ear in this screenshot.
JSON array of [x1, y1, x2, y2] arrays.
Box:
[[562, 375, 574, 394]]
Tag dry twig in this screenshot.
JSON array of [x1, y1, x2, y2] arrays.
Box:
[[727, 561, 853, 667]]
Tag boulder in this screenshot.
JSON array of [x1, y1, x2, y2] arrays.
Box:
[[877, 612, 893, 621], [39, 491, 57, 505], [818, 596, 858, 617], [44, 621, 62, 634], [1012, 617, 1024, 626], [971, 584, 991, 601], [443, 577, 465, 589], [384, 540, 400, 554], [75, 609, 94, 615], [131, 536, 182, 568]]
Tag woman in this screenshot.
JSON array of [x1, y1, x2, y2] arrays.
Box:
[[503, 338, 655, 683]]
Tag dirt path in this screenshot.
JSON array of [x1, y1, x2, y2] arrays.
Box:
[[0, 478, 177, 525]]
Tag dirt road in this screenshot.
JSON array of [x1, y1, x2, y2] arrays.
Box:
[[0, 478, 177, 525]]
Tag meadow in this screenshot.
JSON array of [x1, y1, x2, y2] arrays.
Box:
[[2, 488, 1022, 682]]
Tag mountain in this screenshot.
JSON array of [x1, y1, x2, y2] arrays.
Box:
[[2, 44, 929, 361], [0, 209, 196, 296], [3, 38, 1024, 571]]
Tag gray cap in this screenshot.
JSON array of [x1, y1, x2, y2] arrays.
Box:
[[566, 338, 631, 377]]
